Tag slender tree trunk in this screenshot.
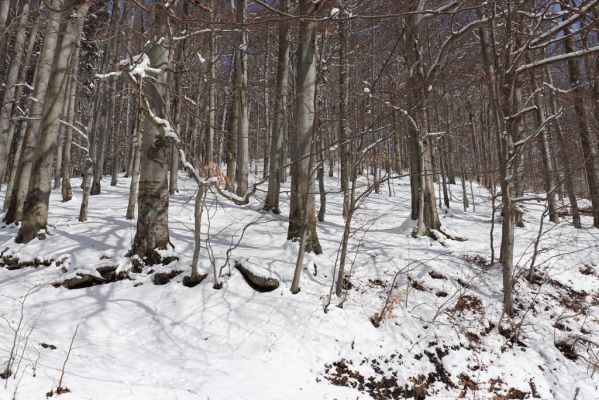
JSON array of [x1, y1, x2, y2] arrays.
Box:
[[226, 50, 239, 193], [478, 20, 516, 315], [339, 11, 351, 220], [110, 90, 125, 187], [235, 0, 249, 197], [61, 46, 79, 202], [439, 140, 450, 209], [126, 92, 143, 220], [264, 0, 289, 213], [169, 44, 183, 195], [0, 0, 31, 184], [262, 26, 271, 179], [190, 183, 206, 279], [206, 0, 216, 164], [53, 124, 66, 190]]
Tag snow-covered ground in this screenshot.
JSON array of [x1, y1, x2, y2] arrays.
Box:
[[0, 169, 597, 399]]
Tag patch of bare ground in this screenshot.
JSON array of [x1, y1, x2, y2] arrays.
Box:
[[323, 344, 463, 399]]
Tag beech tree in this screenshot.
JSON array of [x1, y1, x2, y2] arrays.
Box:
[[17, 0, 90, 243], [129, 0, 173, 261]]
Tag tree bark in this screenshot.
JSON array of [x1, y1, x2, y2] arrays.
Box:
[[3, 12, 40, 211], [126, 91, 143, 220], [17, 0, 90, 243], [287, 0, 322, 255], [235, 0, 249, 197], [206, 0, 216, 165], [264, 0, 289, 213], [0, 0, 31, 184], [564, 28, 599, 228], [4, 0, 63, 224], [338, 10, 351, 220], [403, 2, 441, 235], [61, 47, 79, 202], [131, 0, 172, 261]]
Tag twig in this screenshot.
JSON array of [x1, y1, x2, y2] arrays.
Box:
[[56, 322, 80, 395]]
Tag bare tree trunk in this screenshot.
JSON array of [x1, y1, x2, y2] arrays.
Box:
[[338, 10, 351, 220], [190, 183, 206, 279], [0, 0, 31, 184], [403, 3, 441, 235], [439, 142, 450, 209], [17, 0, 90, 243], [169, 43, 183, 195], [0, 0, 10, 82], [264, 0, 289, 213], [564, 29, 599, 228], [3, 13, 40, 211], [526, 66, 558, 223], [61, 46, 80, 202], [126, 92, 143, 220], [206, 0, 216, 165], [90, 85, 109, 196], [235, 0, 249, 197], [4, 0, 63, 224], [226, 50, 239, 193], [131, 0, 172, 261], [287, 0, 322, 255], [53, 115, 66, 190], [546, 66, 580, 228], [478, 20, 516, 316], [110, 89, 126, 186], [262, 26, 271, 179]]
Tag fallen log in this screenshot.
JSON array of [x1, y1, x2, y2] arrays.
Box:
[[234, 261, 279, 292]]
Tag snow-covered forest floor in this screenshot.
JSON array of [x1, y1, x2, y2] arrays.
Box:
[[0, 169, 598, 400]]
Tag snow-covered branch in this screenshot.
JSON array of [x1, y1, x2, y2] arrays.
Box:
[[516, 45, 599, 74]]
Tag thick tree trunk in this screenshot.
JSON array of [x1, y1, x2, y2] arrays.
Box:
[[403, 4, 441, 235], [0, 0, 10, 82], [131, 0, 172, 261], [17, 0, 90, 243], [287, 0, 322, 255]]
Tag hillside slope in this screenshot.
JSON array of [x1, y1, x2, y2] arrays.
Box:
[[0, 172, 597, 399]]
